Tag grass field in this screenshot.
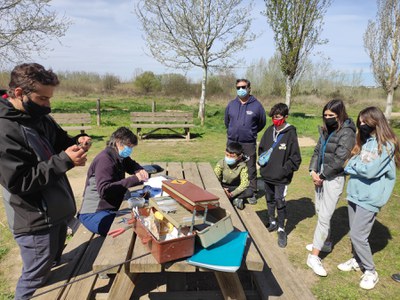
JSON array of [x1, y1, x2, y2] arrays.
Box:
[[0, 95, 399, 299]]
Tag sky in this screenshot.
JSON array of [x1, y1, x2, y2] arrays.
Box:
[[26, 0, 378, 85]]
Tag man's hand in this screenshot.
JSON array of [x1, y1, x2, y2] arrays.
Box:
[[65, 145, 88, 166], [77, 136, 92, 152]]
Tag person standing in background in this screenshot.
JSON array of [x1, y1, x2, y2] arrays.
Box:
[[306, 99, 356, 277], [0, 63, 91, 299], [225, 78, 266, 204], [258, 103, 301, 248], [338, 106, 399, 290]]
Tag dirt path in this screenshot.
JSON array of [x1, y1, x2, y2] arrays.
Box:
[[298, 137, 316, 147]]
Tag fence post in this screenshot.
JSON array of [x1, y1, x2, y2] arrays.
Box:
[[152, 101, 156, 112], [96, 98, 101, 126]]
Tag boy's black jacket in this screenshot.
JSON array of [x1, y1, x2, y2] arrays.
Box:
[[258, 124, 302, 185]]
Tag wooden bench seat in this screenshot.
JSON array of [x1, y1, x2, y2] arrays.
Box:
[[51, 113, 92, 134], [130, 112, 194, 140]]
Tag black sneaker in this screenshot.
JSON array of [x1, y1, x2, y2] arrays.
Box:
[[267, 221, 278, 232], [247, 196, 257, 205], [232, 198, 239, 207], [278, 231, 287, 248], [392, 273, 400, 283], [236, 198, 244, 210]]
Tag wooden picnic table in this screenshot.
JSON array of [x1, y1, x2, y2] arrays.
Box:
[[33, 162, 314, 299], [92, 162, 265, 299]]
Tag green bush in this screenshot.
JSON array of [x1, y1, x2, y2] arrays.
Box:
[[134, 71, 161, 94]]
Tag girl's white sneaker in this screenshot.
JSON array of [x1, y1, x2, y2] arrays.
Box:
[[337, 258, 360, 272], [360, 270, 379, 290]]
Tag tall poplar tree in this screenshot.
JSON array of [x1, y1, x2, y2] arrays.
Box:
[[263, 0, 331, 107]]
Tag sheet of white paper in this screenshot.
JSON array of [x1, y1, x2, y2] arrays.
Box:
[[144, 175, 167, 188], [144, 176, 168, 197]]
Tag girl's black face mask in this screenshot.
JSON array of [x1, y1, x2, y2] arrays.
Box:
[[324, 117, 338, 131], [359, 124, 374, 144], [22, 96, 51, 119]]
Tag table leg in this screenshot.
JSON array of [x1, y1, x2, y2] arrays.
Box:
[[214, 272, 246, 300], [107, 265, 138, 300]]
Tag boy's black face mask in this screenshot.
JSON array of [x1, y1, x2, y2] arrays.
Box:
[[22, 95, 51, 119], [359, 124, 374, 144]]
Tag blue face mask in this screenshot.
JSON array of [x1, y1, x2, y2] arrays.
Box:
[[225, 156, 237, 166], [119, 145, 133, 158], [237, 88, 248, 98]]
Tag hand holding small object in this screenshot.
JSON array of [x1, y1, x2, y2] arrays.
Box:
[[77, 136, 92, 152], [65, 145, 87, 166]]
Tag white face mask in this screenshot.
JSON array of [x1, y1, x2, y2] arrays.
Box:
[[225, 156, 237, 165], [237, 88, 248, 98]]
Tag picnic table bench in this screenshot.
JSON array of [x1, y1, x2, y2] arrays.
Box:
[[33, 162, 314, 299], [51, 113, 92, 134], [130, 112, 194, 140]]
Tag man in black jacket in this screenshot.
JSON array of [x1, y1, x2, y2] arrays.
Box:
[[0, 63, 92, 299]]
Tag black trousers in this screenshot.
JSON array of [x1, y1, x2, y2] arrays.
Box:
[[264, 181, 287, 229]]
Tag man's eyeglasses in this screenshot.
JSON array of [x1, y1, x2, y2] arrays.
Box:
[[236, 86, 247, 90]]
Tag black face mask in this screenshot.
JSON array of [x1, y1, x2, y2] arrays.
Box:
[[359, 124, 374, 143], [22, 96, 51, 119], [324, 117, 338, 131]]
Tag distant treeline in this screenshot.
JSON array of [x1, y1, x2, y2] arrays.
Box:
[[0, 58, 393, 104]]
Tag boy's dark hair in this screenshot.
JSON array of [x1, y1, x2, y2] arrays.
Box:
[[107, 127, 138, 148], [226, 142, 243, 156], [269, 103, 289, 117], [8, 63, 59, 98]]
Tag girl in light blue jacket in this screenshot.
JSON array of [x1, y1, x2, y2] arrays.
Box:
[[338, 107, 399, 290]]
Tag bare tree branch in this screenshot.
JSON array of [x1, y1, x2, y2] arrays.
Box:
[[135, 0, 257, 124], [364, 0, 400, 119], [0, 0, 71, 67]]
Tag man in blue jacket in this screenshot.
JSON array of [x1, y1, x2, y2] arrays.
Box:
[[225, 79, 266, 204]]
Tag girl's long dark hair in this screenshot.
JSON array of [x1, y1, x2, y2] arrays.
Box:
[[350, 106, 400, 167]]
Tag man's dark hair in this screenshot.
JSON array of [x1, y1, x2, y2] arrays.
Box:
[[108, 127, 138, 148], [269, 103, 289, 117], [236, 78, 251, 88], [8, 63, 59, 98], [226, 142, 243, 156]]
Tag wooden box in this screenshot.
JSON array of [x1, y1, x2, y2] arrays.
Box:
[[162, 179, 219, 211]]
